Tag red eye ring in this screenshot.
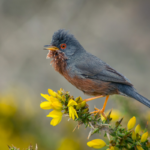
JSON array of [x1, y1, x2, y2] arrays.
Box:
[[60, 43, 67, 49]]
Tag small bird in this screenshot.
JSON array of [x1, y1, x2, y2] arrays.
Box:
[[44, 29, 150, 116]]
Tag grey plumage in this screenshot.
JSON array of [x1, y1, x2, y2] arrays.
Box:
[[117, 84, 150, 107]]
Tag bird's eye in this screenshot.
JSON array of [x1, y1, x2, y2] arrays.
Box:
[[60, 43, 67, 49]]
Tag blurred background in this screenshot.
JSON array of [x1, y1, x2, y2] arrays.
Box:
[[1, 0, 150, 149]]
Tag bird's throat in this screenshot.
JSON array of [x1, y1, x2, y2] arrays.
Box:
[[47, 50, 67, 75]]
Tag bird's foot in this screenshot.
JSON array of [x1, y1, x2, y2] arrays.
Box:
[[90, 107, 107, 119]]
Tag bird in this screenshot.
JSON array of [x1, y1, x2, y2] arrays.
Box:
[[44, 29, 150, 117]]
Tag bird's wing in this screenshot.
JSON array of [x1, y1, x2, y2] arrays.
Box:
[[75, 54, 132, 86]]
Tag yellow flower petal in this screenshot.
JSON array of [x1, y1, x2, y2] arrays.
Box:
[[69, 106, 78, 120], [87, 139, 106, 149], [56, 94, 62, 100], [49, 96, 59, 103], [51, 101, 63, 110], [127, 116, 136, 130], [136, 145, 144, 150], [50, 117, 62, 126], [132, 130, 136, 140], [47, 110, 63, 126], [141, 131, 148, 142], [48, 89, 57, 97], [67, 99, 77, 107], [40, 101, 52, 109], [47, 110, 63, 118], [62, 95, 66, 103], [40, 93, 50, 101], [135, 124, 141, 134], [81, 101, 86, 108]]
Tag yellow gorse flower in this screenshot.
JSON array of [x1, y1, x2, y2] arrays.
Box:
[[127, 116, 136, 130], [48, 89, 62, 100], [135, 124, 141, 134], [40, 94, 62, 110], [87, 139, 106, 149], [40, 101, 52, 109], [50, 101, 63, 110], [67, 99, 78, 120], [48, 89, 57, 97], [40, 89, 64, 126], [141, 131, 148, 142], [47, 110, 63, 126], [41, 93, 50, 100], [132, 130, 136, 141]]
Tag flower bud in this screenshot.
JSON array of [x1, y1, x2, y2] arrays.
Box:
[[132, 130, 136, 140], [127, 116, 136, 130], [87, 139, 106, 149], [62, 95, 66, 103], [141, 131, 148, 142], [81, 101, 86, 108], [81, 108, 89, 114], [75, 96, 82, 103], [76, 103, 81, 110], [135, 124, 141, 134], [56, 93, 62, 100], [57, 90, 63, 95]]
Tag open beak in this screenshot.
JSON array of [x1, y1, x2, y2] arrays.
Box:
[[44, 45, 59, 51]]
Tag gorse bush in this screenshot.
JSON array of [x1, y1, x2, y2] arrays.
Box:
[[40, 88, 150, 150]]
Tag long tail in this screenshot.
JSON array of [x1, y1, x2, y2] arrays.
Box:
[[117, 84, 150, 108]]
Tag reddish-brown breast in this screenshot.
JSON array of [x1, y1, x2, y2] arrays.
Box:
[[48, 50, 119, 96], [63, 72, 119, 96]]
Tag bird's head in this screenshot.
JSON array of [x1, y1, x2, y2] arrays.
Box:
[[44, 29, 85, 59]]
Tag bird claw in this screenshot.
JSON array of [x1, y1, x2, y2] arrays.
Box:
[[90, 107, 107, 119]]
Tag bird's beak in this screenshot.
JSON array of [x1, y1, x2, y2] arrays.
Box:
[[44, 45, 59, 51]]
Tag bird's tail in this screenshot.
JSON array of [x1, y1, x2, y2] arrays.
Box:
[[117, 84, 150, 108]]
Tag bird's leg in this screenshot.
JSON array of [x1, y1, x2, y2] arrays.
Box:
[[83, 95, 104, 102], [90, 96, 109, 119]]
